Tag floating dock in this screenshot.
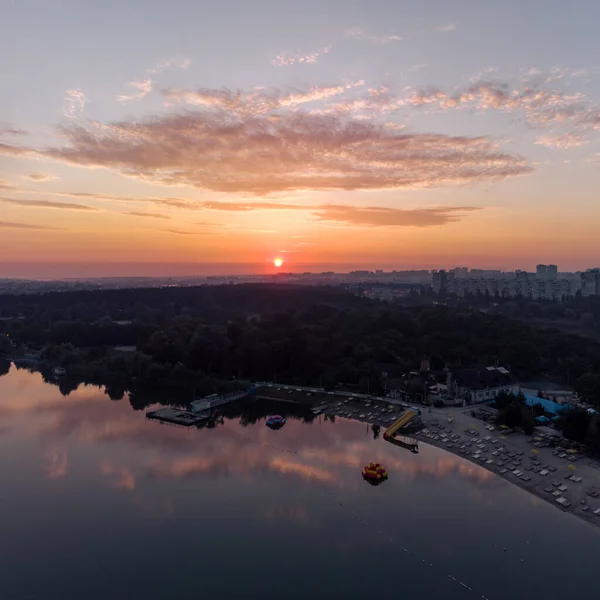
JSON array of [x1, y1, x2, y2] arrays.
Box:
[[385, 435, 419, 453], [146, 407, 207, 427]]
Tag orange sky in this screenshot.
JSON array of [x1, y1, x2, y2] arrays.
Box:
[[3, 1, 600, 275]]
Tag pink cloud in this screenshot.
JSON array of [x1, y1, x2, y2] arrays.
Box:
[[27, 93, 529, 195], [118, 79, 153, 103], [123, 211, 171, 219], [535, 133, 587, 150], [24, 172, 59, 182], [0, 220, 64, 230], [404, 78, 600, 137], [273, 46, 331, 66], [63, 89, 87, 119], [345, 28, 402, 44], [0, 196, 98, 211], [117, 56, 191, 103]]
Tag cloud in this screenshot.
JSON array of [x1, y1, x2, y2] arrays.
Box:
[[0, 127, 27, 136], [0, 140, 32, 157], [0, 196, 98, 211], [25, 192, 479, 227], [273, 46, 331, 66], [147, 57, 191, 75], [63, 89, 87, 118], [404, 78, 600, 137], [162, 228, 215, 235], [162, 82, 364, 114], [43, 191, 200, 210], [0, 220, 63, 230], [202, 199, 482, 227], [534, 133, 588, 150], [124, 211, 171, 219], [437, 23, 457, 32], [24, 172, 59, 182], [202, 200, 308, 211], [118, 79, 153, 103], [32, 88, 530, 195], [0, 180, 17, 190], [345, 28, 402, 44], [312, 205, 481, 227], [118, 56, 191, 103]]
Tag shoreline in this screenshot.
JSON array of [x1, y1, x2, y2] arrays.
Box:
[[296, 391, 600, 532], [412, 413, 600, 531]]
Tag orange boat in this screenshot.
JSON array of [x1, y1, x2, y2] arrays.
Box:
[[362, 462, 388, 485]]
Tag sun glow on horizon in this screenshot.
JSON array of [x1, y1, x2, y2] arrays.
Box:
[[273, 257, 284, 268]]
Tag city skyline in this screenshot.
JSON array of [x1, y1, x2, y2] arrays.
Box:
[[0, 260, 599, 281], [2, 0, 600, 276]]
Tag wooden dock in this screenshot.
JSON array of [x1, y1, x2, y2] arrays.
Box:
[[146, 407, 206, 427]]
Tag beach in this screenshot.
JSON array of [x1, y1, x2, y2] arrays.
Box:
[[257, 385, 600, 529], [414, 406, 600, 529]]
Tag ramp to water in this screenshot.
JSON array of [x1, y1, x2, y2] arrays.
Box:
[[383, 410, 416, 439], [385, 435, 419, 453]]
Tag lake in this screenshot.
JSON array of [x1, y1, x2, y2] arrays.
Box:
[[0, 365, 598, 600]]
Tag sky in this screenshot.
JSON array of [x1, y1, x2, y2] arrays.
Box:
[[1, 0, 600, 277]]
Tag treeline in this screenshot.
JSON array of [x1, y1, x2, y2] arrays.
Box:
[[2, 285, 600, 404], [493, 391, 536, 435], [427, 289, 600, 333], [491, 391, 600, 453]]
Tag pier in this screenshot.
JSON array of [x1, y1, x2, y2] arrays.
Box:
[[189, 389, 249, 413], [146, 407, 206, 427], [146, 389, 250, 426]]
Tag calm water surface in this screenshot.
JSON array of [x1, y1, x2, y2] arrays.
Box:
[[1, 366, 599, 600]]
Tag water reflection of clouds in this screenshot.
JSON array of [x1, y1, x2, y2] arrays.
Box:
[[0, 370, 98, 417], [264, 505, 320, 528], [299, 442, 494, 486], [146, 448, 336, 484], [2, 370, 496, 495], [100, 461, 136, 491], [45, 446, 69, 479]]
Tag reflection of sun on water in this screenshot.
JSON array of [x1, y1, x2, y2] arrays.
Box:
[[274, 257, 284, 268]]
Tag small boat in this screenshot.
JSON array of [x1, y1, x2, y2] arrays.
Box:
[[362, 462, 388, 485], [266, 415, 286, 429]]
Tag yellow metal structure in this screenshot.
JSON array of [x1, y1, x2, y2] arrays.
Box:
[[383, 410, 416, 439]]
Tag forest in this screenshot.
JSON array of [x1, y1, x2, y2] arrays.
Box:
[[1, 284, 600, 408]]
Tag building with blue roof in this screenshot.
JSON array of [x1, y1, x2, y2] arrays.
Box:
[[523, 394, 570, 415]]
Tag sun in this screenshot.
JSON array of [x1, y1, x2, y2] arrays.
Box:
[[273, 257, 284, 268]]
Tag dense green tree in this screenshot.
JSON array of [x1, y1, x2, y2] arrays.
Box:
[[0, 359, 10, 377], [560, 408, 591, 442], [575, 373, 600, 406], [0, 334, 13, 354], [2, 284, 600, 409]]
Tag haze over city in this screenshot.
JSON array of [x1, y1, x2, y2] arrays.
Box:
[[2, 0, 600, 277]]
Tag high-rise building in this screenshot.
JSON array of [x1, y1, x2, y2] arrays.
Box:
[[536, 264, 547, 278], [581, 269, 600, 296], [451, 266, 469, 277], [547, 264, 558, 279], [432, 269, 453, 293]]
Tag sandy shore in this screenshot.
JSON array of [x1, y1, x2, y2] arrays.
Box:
[[259, 389, 600, 530], [311, 395, 600, 530], [412, 407, 600, 530]]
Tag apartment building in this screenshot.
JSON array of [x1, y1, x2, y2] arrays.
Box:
[[434, 266, 583, 300]]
